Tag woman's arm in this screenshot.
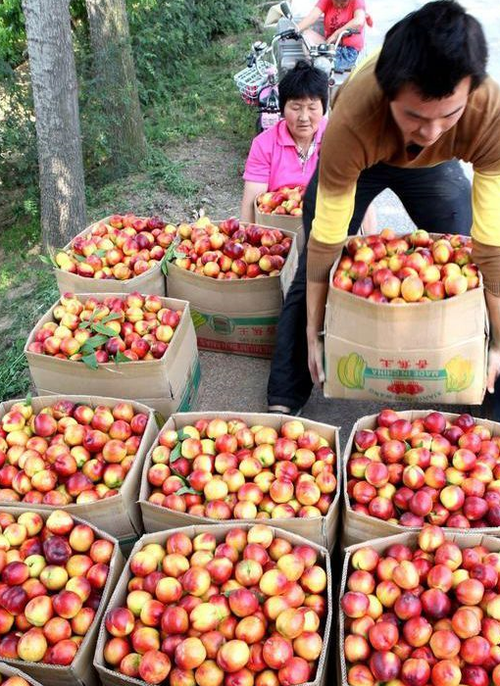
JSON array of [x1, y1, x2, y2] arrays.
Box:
[[297, 6, 324, 33], [327, 9, 366, 43], [240, 181, 268, 223]]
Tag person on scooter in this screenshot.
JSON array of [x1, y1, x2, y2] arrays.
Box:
[[268, 0, 500, 416], [240, 61, 329, 223], [297, 0, 366, 72]]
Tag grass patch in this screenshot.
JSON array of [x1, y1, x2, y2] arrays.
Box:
[[144, 37, 256, 153], [0, 218, 58, 399]]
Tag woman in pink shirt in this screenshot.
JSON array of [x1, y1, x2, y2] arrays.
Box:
[[240, 61, 328, 222], [298, 0, 366, 71]]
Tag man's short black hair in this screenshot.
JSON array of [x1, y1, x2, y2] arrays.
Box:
[[279, 60, 329, 114], [375, 0, 488, 100]]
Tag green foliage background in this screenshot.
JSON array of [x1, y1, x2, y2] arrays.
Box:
[[0, 0, 254, 189], [0, 0, 256, 400]]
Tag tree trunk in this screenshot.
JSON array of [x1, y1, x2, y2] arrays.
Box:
[[22, 0, 87, 249], [85, 0, 147, 173]]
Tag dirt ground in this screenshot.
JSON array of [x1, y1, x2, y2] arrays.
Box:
[[166, 136, 247, 221], [88, 136, 248, 225]]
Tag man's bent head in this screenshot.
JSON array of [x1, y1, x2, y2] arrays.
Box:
[[375, 0, 487, 101]]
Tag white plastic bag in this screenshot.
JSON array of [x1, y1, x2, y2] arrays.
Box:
[[264, 0, 317, 27]]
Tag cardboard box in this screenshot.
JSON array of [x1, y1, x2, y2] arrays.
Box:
[[94, 523, 333, 686], [0, 663, 42, 685], [341, 409, 500, 548], [324, 252, 488, 404], [24, 294, 200, 417], [0, 395, 158, 544], [139, 411, 341, 551], [166, 227, 298, 358], [254, 198, 305, 252], [0, 506, 124, 686], [53, 216, 166, 296], [338, 530, 500, 686]]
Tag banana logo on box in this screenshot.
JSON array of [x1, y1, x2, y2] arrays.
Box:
[[444, 356, 474, 392], [336, 352, 475, 393], [337, 352, 366, 389]]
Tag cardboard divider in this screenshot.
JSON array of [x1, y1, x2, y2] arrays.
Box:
[[0, 663, 42, 685], [0, 396, 158, 542], [138, 411, 341, 551], [0, 506, 125, 686], [324, 236, 488, 404], [338, 530, 500, 686], [166, 225, 298, 358], [341, 409, 500, 548], [254, 199, 304, 252], [24, 293, 200, 416], [53, 216, 166, 296], [94, 523, 333, 686]]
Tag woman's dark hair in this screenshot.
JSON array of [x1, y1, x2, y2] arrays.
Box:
[[278, 60, 329, 114], [375, 0, 488, 100]]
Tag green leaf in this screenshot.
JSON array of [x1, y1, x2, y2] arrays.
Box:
[[161, 240, 179, 275], [114, 351, 130, 364], [40, 254, 58, 267], [80, 334, 109, 353], [173, 250, 187, 259], [170, 469, 188, 484], [164, 240, 178, 261], [177, 429, 191, 441], [81, 353, 99, 370], [24, 392, 32, 406], [92, 322, 118, 337], [169, 442, 182, 463], [78, 320, 91, 329], [154, 412, 166, 429], [95, 249, 107, 258], [175, 486, 201, 496], [73, 254, 88, 263], [102, 312, 123, 324]]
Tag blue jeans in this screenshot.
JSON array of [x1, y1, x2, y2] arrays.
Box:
[[334, 46, 358, 72], [267, 160, 473, 411]]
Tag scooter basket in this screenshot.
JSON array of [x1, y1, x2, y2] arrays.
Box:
[[234, 62, 273, 105]]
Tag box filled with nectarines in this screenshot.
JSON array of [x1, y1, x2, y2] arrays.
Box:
[[0, 507, 124, 686], [24, 292, 200, 416], [339, 526, 500, 686], [342, 408, 500, 547], [0, 663, 42, 686], [253, 185, 304, 251], [51, 213, 174, 296], [324, 231, 488, 404], [165, 217, 298, 358], [138, 412, 340, 551], [0, 395, 157, 543], [94, 523, 332, 686]]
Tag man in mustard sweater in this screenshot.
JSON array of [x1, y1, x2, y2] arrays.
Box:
[[268, 0, 500, 415]]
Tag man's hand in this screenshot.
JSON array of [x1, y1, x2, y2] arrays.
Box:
[[307, 328, 325, 385], [487, 346, 500, 393]]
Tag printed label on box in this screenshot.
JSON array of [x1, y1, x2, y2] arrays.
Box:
[[336, 351, 475, 395], [325, 335, 486, 404], [192, 310, 278, 358], [178, 358, 202, 412]]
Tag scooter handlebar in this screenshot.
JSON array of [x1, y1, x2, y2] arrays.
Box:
[[279, 1, 293, 20], [277, 28, 301, 41]]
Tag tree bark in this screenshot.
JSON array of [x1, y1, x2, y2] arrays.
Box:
[[85, 0, 147, 173], [22, 0, 87, 249]]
